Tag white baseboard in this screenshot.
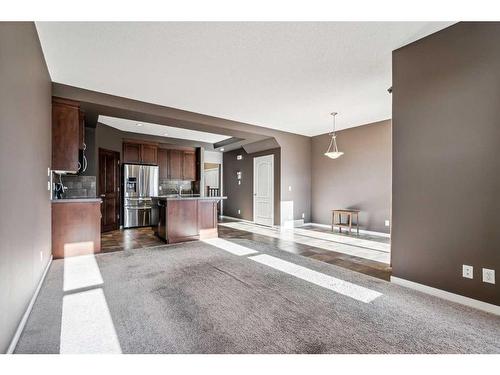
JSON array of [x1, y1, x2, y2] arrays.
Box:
[[305, 222, 391, 238], [220, 215, 258, 225], [220, 215, 305, 229], [220, 215, 280, 228], [281, 219, 305, 229], [6, 255, 53, 354], [391, 276, 500, 316]]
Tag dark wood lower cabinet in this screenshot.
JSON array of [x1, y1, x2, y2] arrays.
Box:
[[167, 200, 199, 243], [52, 201, 102, 259]]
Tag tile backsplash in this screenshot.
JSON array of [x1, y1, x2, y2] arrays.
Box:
[[53, 174, 195, 198], [159, 179, 195, 194], [59, 175, 97, 198]]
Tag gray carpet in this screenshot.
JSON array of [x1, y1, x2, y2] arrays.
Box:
[[15, 238, 500, 353]]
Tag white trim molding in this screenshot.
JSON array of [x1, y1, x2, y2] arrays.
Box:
[[305, 222, 391, 238], [281, 219, 305, 229], [7, 255, 53, 354], [220, 215, 279, 229], [391, 276, 500, 316]]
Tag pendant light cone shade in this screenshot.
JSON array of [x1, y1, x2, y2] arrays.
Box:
[[324, 112, 343, 159]]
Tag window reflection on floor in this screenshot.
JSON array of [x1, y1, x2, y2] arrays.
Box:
[[61, 253, 122, 353], [219, 221, 391, 264], [60, 288, 122, 354], [202, 237, 259, 256], [203, 235, 382, 303], [250, 254, 382, 303], [63, 254, 103, 292]]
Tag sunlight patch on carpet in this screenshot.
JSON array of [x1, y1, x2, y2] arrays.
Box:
[[249, 254, 382, 303]]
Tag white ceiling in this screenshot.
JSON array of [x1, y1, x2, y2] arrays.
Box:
[[98, 115, 231, 143], [37, 22, 453, 136]]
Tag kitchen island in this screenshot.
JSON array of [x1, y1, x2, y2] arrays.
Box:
[[152, 195, 226, 244]]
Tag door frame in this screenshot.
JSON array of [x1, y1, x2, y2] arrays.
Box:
[[253, 154, 274, 226], [98, 148, 121, 232]]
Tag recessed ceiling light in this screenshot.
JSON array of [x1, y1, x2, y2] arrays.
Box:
[[220, 148, 224, 152], [136, 123, 143, 127]]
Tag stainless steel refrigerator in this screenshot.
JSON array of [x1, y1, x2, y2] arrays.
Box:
[[123, 164, 159, 228]]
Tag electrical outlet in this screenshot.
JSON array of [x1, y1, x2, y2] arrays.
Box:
[[288, 186, 292, 192], [385, 220, 390, 227], [462, 265, 473, 279], [302, 213, 305, 219], [47, 181, 51, 191], [237, 209, 241, 215], [47, 167, 51, 177], [159, 186, 162, 191], [482, 268, 495, 284]]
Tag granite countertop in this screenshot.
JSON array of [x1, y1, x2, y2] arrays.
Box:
[[152, 195, 227, 201], [51, 198, 102, 203]]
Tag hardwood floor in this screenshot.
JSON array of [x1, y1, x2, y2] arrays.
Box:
[[101, 227, 164, 253], [218, 221, 392, 281], [101, 221, 391, 281]]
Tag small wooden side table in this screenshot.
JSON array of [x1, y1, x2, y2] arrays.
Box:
[[332, 209, 360, 235]]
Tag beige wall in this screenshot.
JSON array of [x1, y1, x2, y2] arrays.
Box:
[[0, 22, 52, 352], [392, 22, 500, 306], [311, 120, 392, 233]]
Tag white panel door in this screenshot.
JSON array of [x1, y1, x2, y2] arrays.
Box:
[[253, 154, 274, 226]]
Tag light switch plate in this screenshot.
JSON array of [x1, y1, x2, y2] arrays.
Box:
[[482, 268, 495, 284], [288, 186, 292, 191], [385, 220, 390, 227], [462, 265, 473, 279], [237, 209, 241, 215]]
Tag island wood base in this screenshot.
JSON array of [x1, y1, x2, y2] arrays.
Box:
[[153, 197, 225, 244]]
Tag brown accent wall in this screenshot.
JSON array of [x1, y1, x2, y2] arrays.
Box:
[[311, 120, 392, 233], [223, 148, 281, 225], [392, 22, 500, 305], [0, 22, 52, 352]]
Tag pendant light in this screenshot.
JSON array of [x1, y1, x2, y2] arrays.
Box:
[[324, 112, 344, 159]]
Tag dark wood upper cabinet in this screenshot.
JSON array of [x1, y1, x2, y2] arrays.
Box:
[[78, 110, 85, 150], [123, 142, 142, 163], [122, 141, 196, 181], [122, 141, 158, 165], [182, 151, 196, 181], [141, 143, 158, 165], [168, 150, 183, 180], [158, 148, 169, 179], [52, 97, 80, 172]]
